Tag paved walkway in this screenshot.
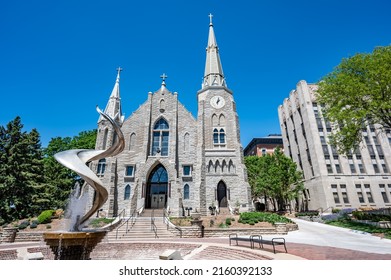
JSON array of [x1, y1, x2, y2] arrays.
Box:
[[2, 219, 391, 260]]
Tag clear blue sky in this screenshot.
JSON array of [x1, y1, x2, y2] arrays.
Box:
[[1, 0, 390, 148]]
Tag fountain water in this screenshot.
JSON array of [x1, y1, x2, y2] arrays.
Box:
[[43, 107, 124, 260]]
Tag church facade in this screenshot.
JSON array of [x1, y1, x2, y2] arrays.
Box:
[[89, 17, 252, 217]]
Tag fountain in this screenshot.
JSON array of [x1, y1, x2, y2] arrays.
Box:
[[43, 106, 124, 260]]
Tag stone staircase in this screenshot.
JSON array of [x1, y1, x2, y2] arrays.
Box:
[[106, 209, 176, 241]]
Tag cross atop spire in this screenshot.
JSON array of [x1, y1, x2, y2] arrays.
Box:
[[160, 73, 168, 82], [98, 67, 124, 124], [202, 14, 227, 89]]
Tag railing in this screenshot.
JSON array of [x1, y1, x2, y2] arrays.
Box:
[[151, 209, 158, 238], [115, 209, 138, 240], [163, 208, 182, 238]]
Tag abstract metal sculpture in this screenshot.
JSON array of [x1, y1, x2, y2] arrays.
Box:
[[54, 106, 124, 231]]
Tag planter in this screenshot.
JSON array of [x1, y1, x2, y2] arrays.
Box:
[[0, 227, 18, 243]]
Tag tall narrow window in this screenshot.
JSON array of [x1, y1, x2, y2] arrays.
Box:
[[97, 159, 106, 175], [213, 128, 219, 144], [151, 118, 169, 156], [125, 165, 134, 177], [183, 184, 190, 200], [102, 128, 108, 150], [129, 133, 136, 150], [219, 128, 225, 144], [184, 133, 190, 152], [124, 184, 131, 200]]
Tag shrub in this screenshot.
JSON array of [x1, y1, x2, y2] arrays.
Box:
[[239, 212, 292, 225], [225, 218, 232, 226], [37, 210, 55, 224], [30, 220, 39, 229], [29, 223, 38, 229], [18, 220, 30, 230], [218, 222, 228, 228]]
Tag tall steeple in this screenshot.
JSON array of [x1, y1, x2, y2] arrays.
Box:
[[98, 67, 124, 124], [202, 14, 227, 89]]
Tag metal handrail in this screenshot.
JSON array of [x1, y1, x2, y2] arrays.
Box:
[[115, 210, 137, 239], [163, 208, 182, 238], [151, 209, 158, 238]]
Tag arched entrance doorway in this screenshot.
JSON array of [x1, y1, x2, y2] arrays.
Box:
[[146, 164, 168, 209], [217, 181, 227, 208]]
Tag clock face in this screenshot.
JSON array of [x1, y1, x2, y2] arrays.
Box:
[[210, 95, 225, 109]]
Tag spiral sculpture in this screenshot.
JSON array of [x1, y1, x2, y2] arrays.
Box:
[[54, 106, 124, 231]]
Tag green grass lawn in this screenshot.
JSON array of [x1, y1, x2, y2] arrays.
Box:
[[325, 219, 391, 239]]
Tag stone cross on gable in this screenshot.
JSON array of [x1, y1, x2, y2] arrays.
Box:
[[116, 67, 123, 73], [160, 73, 168, 82]]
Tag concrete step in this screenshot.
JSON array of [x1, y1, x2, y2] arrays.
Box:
[[107, 209, 176, 241]]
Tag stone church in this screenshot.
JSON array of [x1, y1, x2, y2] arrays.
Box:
[[89, 16, 252, 217]]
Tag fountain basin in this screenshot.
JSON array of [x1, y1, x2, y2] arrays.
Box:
[[43, 231, 106, 260]]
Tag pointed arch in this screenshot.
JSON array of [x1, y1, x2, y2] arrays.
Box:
[[228, 159, 235, 174], [212, 114, 218, 126], [183, 184, 190, 200], [160, 99, 166, 112], [208, 160, 214, 173], [184, 132, 190, 152], [215, 160, 221, 173], [124, 184, 131, 200], [219, 114, 226, 126], [129, 133, 136, 150], [217, 180, 228, 207], [222, 160, 227, 173], [151, 117, 169, 156], [219, 128, 225, 144], [146, 164, 168, 209]]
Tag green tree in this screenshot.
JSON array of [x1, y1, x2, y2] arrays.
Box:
[[317, 45, 391, 154], [0, 117, 44, 223], [245, 148, 304, 212]]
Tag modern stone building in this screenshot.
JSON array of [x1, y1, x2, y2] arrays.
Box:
[[278, 80, 391, 212], [88, 16, 252, 217], [243, 134, 283, 157]]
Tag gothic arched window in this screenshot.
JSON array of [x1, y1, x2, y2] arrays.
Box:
[[184, 133, 190, 152], [129, 133, 136, 150], [124, 184, 131, 200], [219, 128, 225, 144], [151, 118, 169, 156], [184, 184, 190, 200], [213, 128, 226, 145]]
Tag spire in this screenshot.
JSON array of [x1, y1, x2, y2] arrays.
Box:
[[98, 67, 124, 124], [202, 13, 226, 89], [160, 73, 168, 91]]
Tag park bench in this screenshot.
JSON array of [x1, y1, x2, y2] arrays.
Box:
[[229, 233, 287, 254], [250, 235, 287, 254]]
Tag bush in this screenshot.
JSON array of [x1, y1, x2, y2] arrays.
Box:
[[37, 210, 55, 224], [352, 211, 391, 222], [30, 219, 39, 229], [18, 220, 30, 230], [29, 223, 38, 229], [239, 212, 292, 225], [225, 218, 232, 226]]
